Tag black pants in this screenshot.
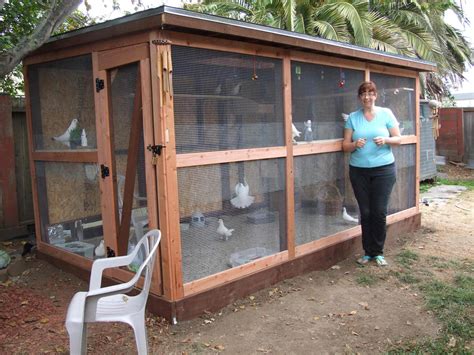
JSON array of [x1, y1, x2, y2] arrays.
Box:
[[349, 163, 396, 257]]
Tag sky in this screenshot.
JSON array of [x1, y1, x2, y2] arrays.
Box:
[[79, 0, 474, 94], [444, 1, 474, 94]]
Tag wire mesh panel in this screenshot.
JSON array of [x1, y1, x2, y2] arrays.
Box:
[[370, 73, 416, 136], [178, 159, 286, 283], [28, 55, 96, 150], [172, 46, 284, 153], [35, 161, 103, 259], [294, 153, 358, 245], [389, 144, 416, 213], [291, 62, 364, 142], [109, 63, 149, 251]]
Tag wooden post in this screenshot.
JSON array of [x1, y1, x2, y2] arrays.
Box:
[[0, 94, 20, 229]]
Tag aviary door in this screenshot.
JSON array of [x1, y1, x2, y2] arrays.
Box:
[[93, 44, 159, 262]]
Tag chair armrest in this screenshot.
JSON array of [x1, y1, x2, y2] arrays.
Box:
[[89, 244, 144, 291]]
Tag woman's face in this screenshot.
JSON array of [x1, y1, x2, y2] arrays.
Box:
[[359, 90, 377, 109]]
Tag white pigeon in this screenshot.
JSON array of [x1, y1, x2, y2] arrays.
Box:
[[52, 118, 78, 147], [217, 219, 234, 241], [230, 82, 242, 95], [95, 240, 105, 257], [231, 180, 255, 209], [214, 83, 222, 95], [342, 207, 358, 224], [292, 123, 301, 143], [341, 113, 349, 122]]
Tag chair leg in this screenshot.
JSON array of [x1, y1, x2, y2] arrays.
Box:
[[130, 314, 148, 355], [66, 322, 87, 355]]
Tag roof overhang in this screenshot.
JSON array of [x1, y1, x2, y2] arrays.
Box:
[[29, 6, 436, 72]]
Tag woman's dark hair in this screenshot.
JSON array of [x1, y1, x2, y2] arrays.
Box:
[[358, 81, 377, 96]]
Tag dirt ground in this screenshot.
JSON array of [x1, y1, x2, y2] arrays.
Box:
[[1, 164, 473, 354]]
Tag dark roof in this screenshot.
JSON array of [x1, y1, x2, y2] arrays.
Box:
[[32, 5, 435, 71]]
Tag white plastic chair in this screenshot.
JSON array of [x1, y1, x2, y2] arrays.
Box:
[[65, 229, 161, 355], [117, 175, 149, 244]]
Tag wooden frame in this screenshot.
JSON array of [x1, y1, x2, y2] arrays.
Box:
[[23, 6, 435, 320]]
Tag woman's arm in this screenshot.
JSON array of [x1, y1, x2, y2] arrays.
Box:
[[373, 126, 401, 146], [343, 128, 367, 152]]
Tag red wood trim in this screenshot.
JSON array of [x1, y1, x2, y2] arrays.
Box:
[[32, 150, 98, 162]]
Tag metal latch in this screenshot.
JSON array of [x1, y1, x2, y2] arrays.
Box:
[[147, 144, 165, 156], [100, 164, 109, 179], [96, 78, 104, 92]]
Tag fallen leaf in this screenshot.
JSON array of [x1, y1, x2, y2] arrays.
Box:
[[214, 344, 225, 350], [249, 296, 255, 301], [349, 311, 357, 315], [351, 331, 359, 336], [331, 265, 341, 270]]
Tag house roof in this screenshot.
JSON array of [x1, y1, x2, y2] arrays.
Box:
[[30, 5, 436, 72]]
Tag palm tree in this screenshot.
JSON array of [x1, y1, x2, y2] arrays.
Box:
[[185, 0, 473, 98]]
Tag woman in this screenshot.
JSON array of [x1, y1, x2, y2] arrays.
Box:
[[343, 81, 401, 266]]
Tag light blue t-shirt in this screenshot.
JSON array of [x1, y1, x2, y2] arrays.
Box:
[[344, 106, 398, 168]]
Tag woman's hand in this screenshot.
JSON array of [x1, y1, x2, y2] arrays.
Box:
[[354, 138, 367, 149], [373, 136, 385, 146]]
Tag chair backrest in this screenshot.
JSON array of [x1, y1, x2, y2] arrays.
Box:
[[132, 230, 161, 297]]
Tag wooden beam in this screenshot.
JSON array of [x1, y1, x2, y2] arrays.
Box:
[[150, 33, 184, 300], [92, 53, 120, 257], [23, 66, 45, 245], [283, 55, 295, 259], [293, 139, 343, 156], [32, 150, 98, 162], [415, 76, 421, 213], [167, 30, 285, 59], [176, 146, 287, 168], [25, 31, 152, 65], [117, 68, 143, 256], [368, 64, 419, 79], [0, 95, 19, 228], [290, 51, 366, 71], [140, 57, 163, 295], [184, 251, 288, 295], [97, 43, 149, 71]]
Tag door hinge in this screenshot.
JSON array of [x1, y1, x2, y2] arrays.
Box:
[[106, 247, 115, 258], [100, 164, 110, 179], [147, 144, 165, 156], [96, 78, 105, 92]]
